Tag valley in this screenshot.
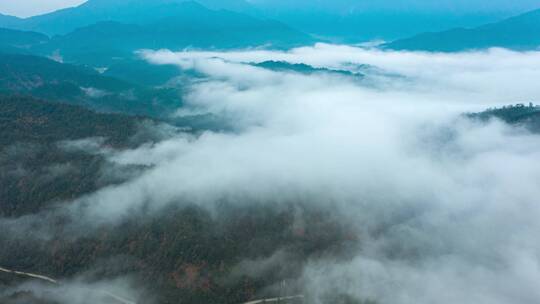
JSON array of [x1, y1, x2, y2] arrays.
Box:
[[1, 1, 540, 304]]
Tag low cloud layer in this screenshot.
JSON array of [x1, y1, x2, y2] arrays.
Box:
[[6, 44, 540, 303]]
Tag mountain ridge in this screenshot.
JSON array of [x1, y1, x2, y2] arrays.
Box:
[[0, 1, 312, 67], [0, 0, 256, 35], [385, 8, 540, 51], [0, 53, 184, 118], [33, 3, 312, 66]]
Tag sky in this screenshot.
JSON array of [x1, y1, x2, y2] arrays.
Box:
[[0, 0, 86, 18]]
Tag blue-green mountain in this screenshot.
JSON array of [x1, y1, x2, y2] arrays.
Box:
[[0, 0, 252, 35], [0, 27, 48, 54], [0, 53, 183, 118], [0, 1, 312, 66], [385, 8, 540, 51], [39, 2, 312, 65]]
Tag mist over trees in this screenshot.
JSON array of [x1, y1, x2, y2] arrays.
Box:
[[1, 2, 540, 304]]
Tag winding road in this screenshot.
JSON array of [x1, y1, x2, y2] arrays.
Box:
[[242, 295, 305, 304], [0, 266, 136, 304], [2, 265, 305, 304]]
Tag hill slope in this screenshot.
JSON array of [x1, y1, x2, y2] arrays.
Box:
[[0, 13, 21, 28], [385, 8, 540, 52], [0, 96, 356, 304], [0, 54, 183, 117], [0, 95, 155, 217], [0, 27, 49, 55]]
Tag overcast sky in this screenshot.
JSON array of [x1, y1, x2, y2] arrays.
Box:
[[0, 0, 86, 18]]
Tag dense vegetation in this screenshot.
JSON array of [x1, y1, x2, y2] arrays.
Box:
[[0, 95, 157, 217], [0, 95, 360, 304], [0, 203, 358, 304], [254, 61, 364, 78], [3, 2, 538, 304], [468, 103, 540, 132]]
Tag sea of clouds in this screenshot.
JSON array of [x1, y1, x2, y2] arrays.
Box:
[[5, 44, 540, 304]]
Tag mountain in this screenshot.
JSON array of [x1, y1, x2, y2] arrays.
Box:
[[0, 97, 356, 304], [245, 1, 540, 42], [0, 0, 266, 36], [0, 13, 21, 28], [103, 59, 184, 87], [33, 3, 312, 66], [468, 103, 540, 133], [0, 27, 49, 54], [0, 1, 312, 67], [0, 54, 183, 118], [254, 60, 364, 78], [385, 8, 540, 51], [1, 0, 536, 43], [182, 0, 255, 13], [0, 95, 157, 217], [7, 2, 312, 66]]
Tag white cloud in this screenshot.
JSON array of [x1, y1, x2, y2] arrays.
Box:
[[8, 45, 540, 303]]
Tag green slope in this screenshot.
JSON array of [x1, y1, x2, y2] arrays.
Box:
[[0, 95, 154, 217], [468, 103, 540, 133], [0, 54, 184, 118]]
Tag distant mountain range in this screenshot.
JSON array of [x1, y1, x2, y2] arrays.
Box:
[[2, 0, 539, 55], [0, 1, 312, 66], [0, 0, 254, 35], [0, 13, 19, 27], [386, 8, 540, 51], [1, 0, 539, 44], [43, 3, 311, 63]]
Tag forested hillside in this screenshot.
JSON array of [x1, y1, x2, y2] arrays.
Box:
[[0, 54, 184, 118], [0, 95, 158, 217], [468, 103, 540, 132], [0, 95, 359, 304]]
